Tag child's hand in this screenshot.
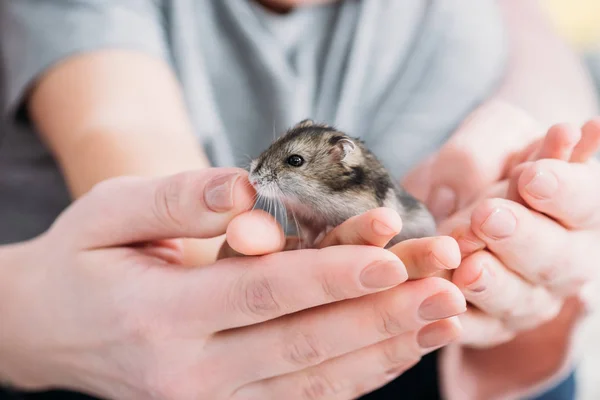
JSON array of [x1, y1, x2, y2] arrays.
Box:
[[445, 120, 600, 347]]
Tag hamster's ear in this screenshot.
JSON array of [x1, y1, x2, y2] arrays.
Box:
[[330, 137, 360, 164], [295, 119, 315, 128]]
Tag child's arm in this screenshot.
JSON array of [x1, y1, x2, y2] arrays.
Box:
[[29, 50, 209, 196], [27, 49, 224, 265]]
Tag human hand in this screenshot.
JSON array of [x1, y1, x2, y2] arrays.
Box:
[[444, 121, 600, 347], [401, 98, 600, 347], [0, 168, 465, 400], [402, 99, 544, 220]]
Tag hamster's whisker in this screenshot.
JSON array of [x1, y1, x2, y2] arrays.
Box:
[[251, 192, 259, 212], [267, 191, 274, 219], [289, 208, 302, 248], [252, 190, 265, 213], [280, 199, 289, 235]]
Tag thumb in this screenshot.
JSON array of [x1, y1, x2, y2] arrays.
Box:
[[54, 168, 256, 249], [422, 100, 542, 221]]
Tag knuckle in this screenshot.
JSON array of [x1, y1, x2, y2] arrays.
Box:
[[537, 264, 560, 285], [381, 337, 421, 368], [283, 331, 328, 367], [153, 173, 190, 230], [234, 273, 281, 318], [300, 372, 342, 400], [376, 306, 406, 337], [320, 272, 348, 302]]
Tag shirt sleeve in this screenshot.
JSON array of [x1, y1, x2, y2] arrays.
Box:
[[0, 0, 170, 118]]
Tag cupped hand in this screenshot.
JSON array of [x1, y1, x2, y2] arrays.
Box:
[[221, 205, 462, 281], [0, 168, 466, 400], [440, 121, 600, 347]]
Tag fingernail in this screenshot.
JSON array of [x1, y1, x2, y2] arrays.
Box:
[[204, 173, 241, 212], [360, 260, 408, 289], [417, 319, 461, 349], [524, 170, 558, 199], [465, 264, 490, 293], [372, 220, 397, 236], [419, 291, 466, 321], [427, 186, 457, 221], [480, 208, 516, 239]]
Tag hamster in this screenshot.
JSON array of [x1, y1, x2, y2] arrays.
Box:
[[248, 119, 436, 248]]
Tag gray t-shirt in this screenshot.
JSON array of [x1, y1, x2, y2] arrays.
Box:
[[0, 0, 507, 244]]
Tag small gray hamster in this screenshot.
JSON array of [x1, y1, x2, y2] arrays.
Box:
[[248, 119, 436, 248]]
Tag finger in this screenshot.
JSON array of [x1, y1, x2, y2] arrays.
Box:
[[56, 168, 256, 249], [168, 245, 408, 332], [469, 198, 592, 294], [506, 125, 580, 207], [134, 239, 185, 265], [504, 137, 542, 173], [532, 123, 581, 161], [233, 318, 461, 400], [226, 210, 286, 256], [505, 162, 531, 205], [571, 119, 600, 162], [317, 208, 402, 249], [217, 277, 465, 383], [457, 308, 515, 348], [218, 236, 300, 260], [517, 159, 600, 229], [424, 100, 541, 221], [452, 250, 561, 331], [388, 236, 460, 280]]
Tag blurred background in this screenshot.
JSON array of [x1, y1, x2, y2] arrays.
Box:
[[542, 0, 600, 89], [540, 2, 600, 399]]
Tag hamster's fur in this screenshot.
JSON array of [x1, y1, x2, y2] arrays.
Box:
[[249, 119, 436, 248]]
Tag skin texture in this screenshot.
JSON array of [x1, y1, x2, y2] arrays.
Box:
[[3, 0, 597, 398], [27, 49, 225, 266], [249, 120, 435, 247], [233, 115, 600, 399], [442, 121, 600, 344], [0, 168, 465, 399]]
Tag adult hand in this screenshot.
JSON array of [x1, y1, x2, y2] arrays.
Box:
[[220, 206, 461, 280], [0, 168, 466, 400]]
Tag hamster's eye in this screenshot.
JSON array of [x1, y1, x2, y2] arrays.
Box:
[[286, 155, 304, 167]]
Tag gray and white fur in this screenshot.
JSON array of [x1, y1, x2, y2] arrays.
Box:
[[248, 120, 436, 248]]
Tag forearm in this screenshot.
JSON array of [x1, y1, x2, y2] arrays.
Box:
[[494, 0, 599, 127], [29, 50, 209, 198]]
